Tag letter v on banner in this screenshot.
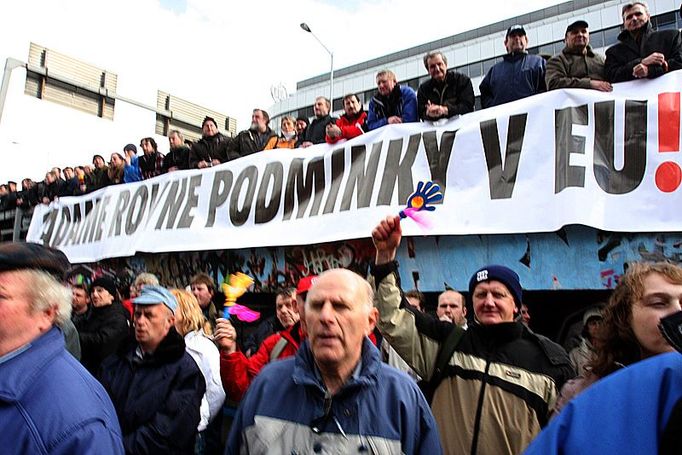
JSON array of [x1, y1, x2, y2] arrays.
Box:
[[479, 114, 527, 199]]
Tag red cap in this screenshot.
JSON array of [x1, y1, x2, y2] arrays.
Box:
[[296, 275, 318, 295]]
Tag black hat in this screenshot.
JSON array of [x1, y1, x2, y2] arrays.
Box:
[[506, 25, 526, 38], [566, 20, 588, 34], [92, 154, 105, 164], [0, 242, 70, 278], [90, 276, 118, 299], [123, 143, 137, 153], [468, 265, 523, 308]]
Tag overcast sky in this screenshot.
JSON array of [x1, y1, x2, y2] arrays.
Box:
[[0, 0, 563, 183]]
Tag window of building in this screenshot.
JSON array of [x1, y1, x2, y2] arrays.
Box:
[[603, 26, 621, 47]]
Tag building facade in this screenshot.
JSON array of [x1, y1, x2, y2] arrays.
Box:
[[270, 0, 682, 123]]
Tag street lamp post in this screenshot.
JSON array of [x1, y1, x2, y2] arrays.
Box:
[[300, 23, 334, 109]]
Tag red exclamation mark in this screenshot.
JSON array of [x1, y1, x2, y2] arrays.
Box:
[[655, 92, 681, 192]]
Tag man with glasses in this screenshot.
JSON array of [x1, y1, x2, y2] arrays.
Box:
[[370, 215, 574, 455], [605, 1, 682, 82], [226, 269, 441, 454]]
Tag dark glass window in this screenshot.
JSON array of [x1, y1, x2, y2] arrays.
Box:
[[590, 31, 604, 49], [603, 26, 621, 46], [469, 62, 482, 78]]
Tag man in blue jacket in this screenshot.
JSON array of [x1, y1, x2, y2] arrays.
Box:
[[227, 268, 441, 454], [0, 242, 123, 454], [480, 25, 547, 108], [99, 285, 206, 454], [367, 70, 418, 130]]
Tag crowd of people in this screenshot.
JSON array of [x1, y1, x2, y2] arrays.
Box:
[[2, 2, 680, 213], [3, 212, 682, 454], [2, 3, 682, 454]]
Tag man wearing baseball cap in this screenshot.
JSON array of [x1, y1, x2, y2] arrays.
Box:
[[371, 216, 574, 455], [546, 20, 612, 92], [0, 242, 123, 454], [479, 24, 547, 108], [99, 285, 206, 454]]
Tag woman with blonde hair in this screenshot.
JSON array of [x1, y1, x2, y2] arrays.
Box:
[[263, 116, 298, 150], [170, 289, 225, 453]]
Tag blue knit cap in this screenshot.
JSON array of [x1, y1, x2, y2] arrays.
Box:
[[468, 265, 523, 308]]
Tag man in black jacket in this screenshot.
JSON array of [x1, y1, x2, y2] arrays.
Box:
[[99, 285, 205, 454], [190, 116, 231, 169], [605, 2, 682, 82], [418, 51, 474, 121], [226, 109, 277, 160], [301, 97, 336, 147], [162, 130, 190, 172]]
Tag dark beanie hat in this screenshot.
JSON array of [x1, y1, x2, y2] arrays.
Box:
[[468, 265, 523, 308], [123, 143, 137, 153], [0, 242, 70, 278], [91, 276, 118, 299]]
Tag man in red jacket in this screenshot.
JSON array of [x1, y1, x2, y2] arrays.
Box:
[[215, 276, 317, 402], [325, 93, 367, 144]]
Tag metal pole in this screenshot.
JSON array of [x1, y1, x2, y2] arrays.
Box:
[[0, 58, 25, 125], [300, 23, 334, 109]]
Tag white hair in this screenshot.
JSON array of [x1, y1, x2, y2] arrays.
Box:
[[21, 270, 72, 326]]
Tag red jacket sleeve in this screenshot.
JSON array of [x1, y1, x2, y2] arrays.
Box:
[[219, 332, 281, 402]]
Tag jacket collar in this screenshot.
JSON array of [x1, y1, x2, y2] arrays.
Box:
[[122, 326, 186, 366], [618, 21, 653, 43], [0, 327, 63, 401], [562, 44, 595, 57], [292, 338, 380, 395]]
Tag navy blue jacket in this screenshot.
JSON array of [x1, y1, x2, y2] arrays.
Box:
[[99, 327, 206, 454], [525, 352, 682, 454], [0, 327, 123, 454], [480, 52, 547, 108], [227, 338, 442, 454]]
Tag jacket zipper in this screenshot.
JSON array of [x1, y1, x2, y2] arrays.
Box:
[[470, 358, 491, 455]]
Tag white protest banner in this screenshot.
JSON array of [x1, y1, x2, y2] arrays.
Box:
[[27, 71, 682, 263]]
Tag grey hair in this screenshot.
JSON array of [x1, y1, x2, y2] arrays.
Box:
[[423, 51, 447, 69], [621, 2, 648, 17], [134, 272, 159, 287], [22, 270, 72, 326], [169, 130, 184, 141]]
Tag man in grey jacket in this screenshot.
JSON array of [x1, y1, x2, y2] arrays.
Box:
[[546, 20, 612, 92]]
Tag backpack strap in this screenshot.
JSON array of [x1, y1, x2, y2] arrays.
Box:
[[424, 325, 465, 403], [269, 336, 289, 362]]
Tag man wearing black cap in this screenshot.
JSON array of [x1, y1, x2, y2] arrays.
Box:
[[370, 216, 574, 455], [99, 285, 205, 454], [546, 20, 612, 92], [479, 24, 547, 108], [75, 275, 130, 375], [0, 242, 124, 453], [605, 2, 682, 82], [189, 116, 231, 169]]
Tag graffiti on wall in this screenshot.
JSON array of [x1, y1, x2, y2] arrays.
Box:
[[66, 227, 682, 294], [69, 239, 376, 296]]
